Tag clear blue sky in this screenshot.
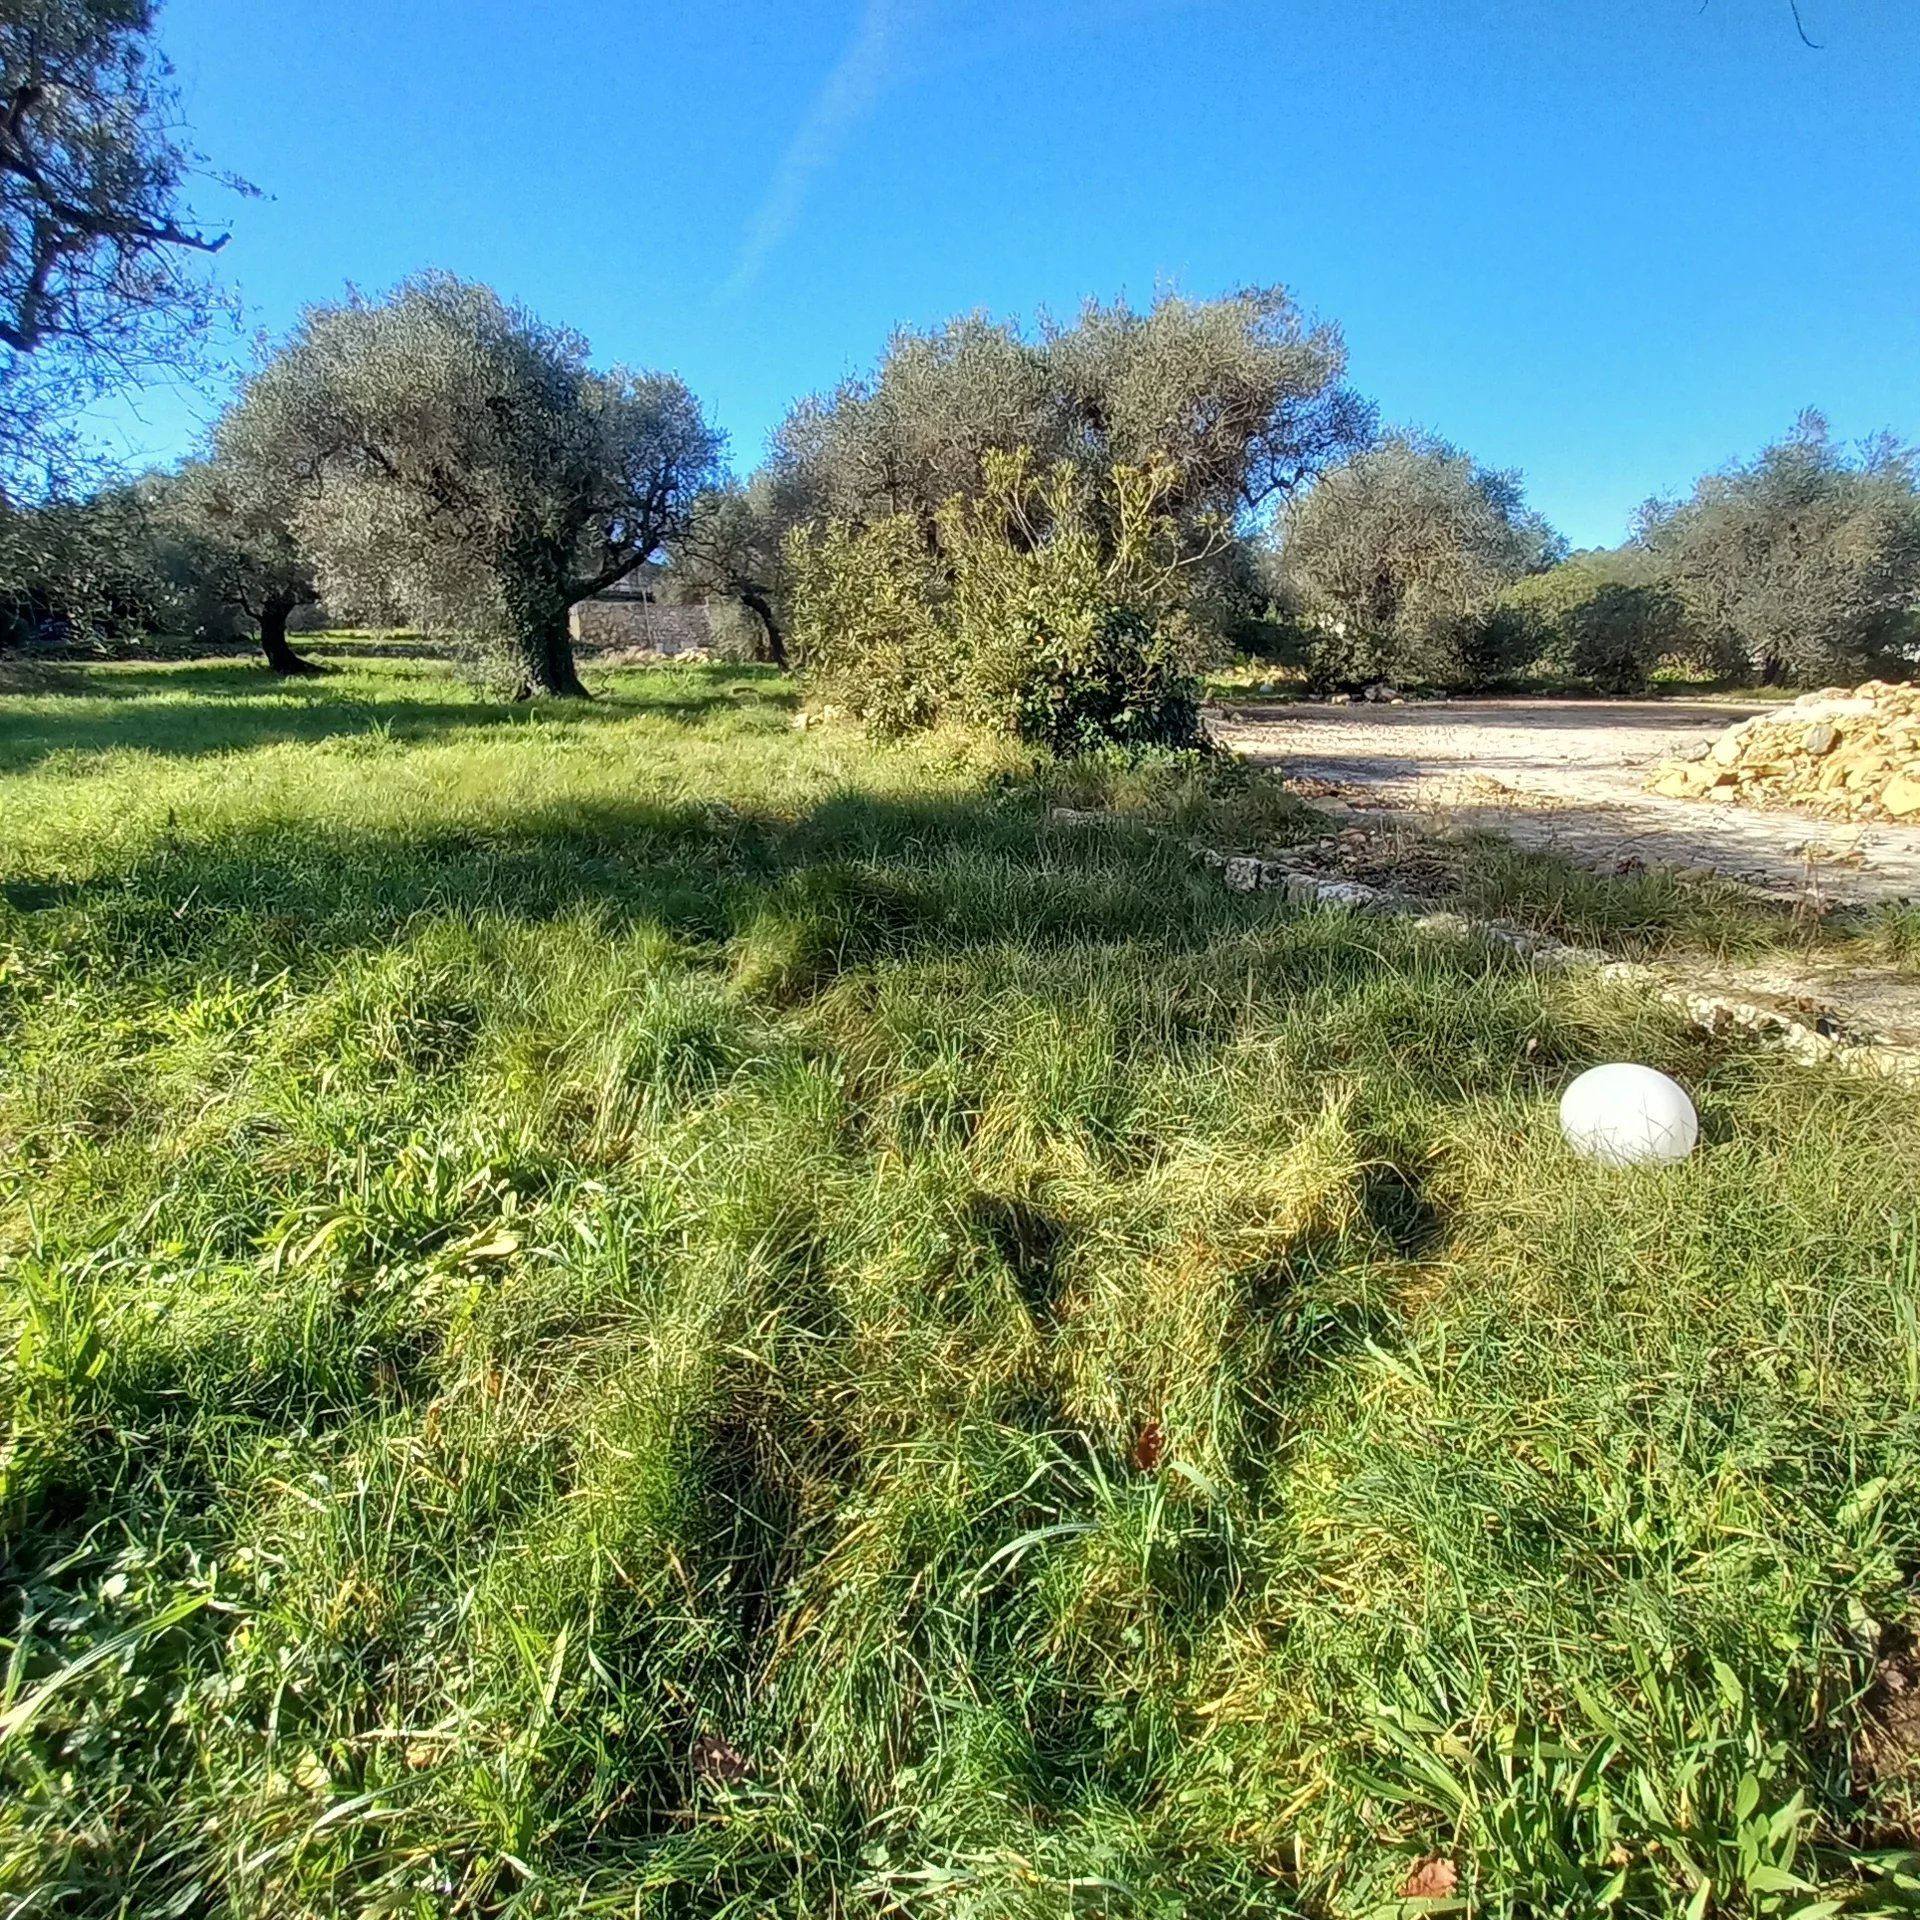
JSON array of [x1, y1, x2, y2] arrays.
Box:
[[110, 0, 1920, 549]]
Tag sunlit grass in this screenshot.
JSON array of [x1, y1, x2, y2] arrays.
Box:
[[2, 654, 1917, 1915]]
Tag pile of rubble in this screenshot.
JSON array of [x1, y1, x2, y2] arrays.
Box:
[[1649, 681, 1920, 821]]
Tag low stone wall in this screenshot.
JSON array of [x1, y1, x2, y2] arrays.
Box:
[[568, 600, 711, 655]]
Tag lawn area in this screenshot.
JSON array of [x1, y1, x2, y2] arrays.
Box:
[[2, 656, 1918, 1916]]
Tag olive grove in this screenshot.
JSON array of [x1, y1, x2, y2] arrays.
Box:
[[1633, 412, 1920, 686]]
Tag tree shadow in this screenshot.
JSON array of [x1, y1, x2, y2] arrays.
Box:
[[0, 662, 793, 771]]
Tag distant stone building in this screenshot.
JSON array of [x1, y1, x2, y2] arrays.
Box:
[[568, 584, 711, 655]]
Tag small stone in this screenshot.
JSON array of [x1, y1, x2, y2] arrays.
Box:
[[1711, 734, 1744, 766], [1802, 721, 1838, 755]]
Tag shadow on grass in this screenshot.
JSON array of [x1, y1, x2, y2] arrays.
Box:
[[0, 661, 795, 771], [1, 775, 1616, 1155]]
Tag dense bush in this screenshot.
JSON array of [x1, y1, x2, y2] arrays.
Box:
[[1499, 558, 1691, 694], [945, 454, 1203, 751], [785, 514, 953, 735], [1563, 581, 1687, 693], [789, 454, 1204, 751]]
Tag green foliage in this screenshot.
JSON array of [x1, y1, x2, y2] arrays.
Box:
[[756, 284, 1374, 675], [1636, 412, 1920, 686], [143, 456, 321, 664], [767, 287, 1375, 664], [1, 658, 1918, 1914], [785, 511, 952, 734], [789, 454, 1205, 751], [1564, 580, 1688, 694], [1501, 557, 1692, 694], [944, 452, 1204, 752], [770, 312, 1061, 534], [1277, 433, 1565, 690], [0, 484, 169, 646]]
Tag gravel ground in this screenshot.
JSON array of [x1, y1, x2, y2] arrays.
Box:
[[1212, 697, 1920, 908]]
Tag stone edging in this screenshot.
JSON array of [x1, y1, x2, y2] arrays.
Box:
[[1198, 846, 1920, 1084]]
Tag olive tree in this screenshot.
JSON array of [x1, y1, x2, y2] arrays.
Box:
[[0, 0, 237, 491], [1043, 286, 1374, 527], [769, 314, 1059, 535], [667, 479, 791, 666], [220, 275, 723, 697], [770, 287, 1371, 540], [148, 455, 321, 673], [1635, 413, 1920, 685], [1276, 434, 1563, 689], [0, 480, 164, 645]]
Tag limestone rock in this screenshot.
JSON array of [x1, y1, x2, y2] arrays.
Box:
[[1648, 680, 1920, 822]]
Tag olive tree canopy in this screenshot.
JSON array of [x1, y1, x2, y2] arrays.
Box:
[[769, 314, 1059, 534], [1635, 412, 1920, 685], [1043, 287, 1375, 525], [220, 274, 724, 696], [769, 286, 1372, 539], [1277, 433, 1563, 689], [0, 0, 236, 493]]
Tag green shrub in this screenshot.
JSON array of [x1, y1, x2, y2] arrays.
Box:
[[788, 453, 1204, 752], [1276, 434, 1564, 692], [1499, 560, 1691, 694], [785, 514, 952, 735], [945, 453, 1203, 752], [1564, 581, 1686, 694]]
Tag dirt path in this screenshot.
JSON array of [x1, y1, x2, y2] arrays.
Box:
[[1213, 697, 1920, 908]]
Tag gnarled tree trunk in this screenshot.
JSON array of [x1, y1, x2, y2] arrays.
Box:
[[738, 585, 787, 669], [497, 560, 591, 698], [259, 596, 324, 676], [513, 610, 590, 698]]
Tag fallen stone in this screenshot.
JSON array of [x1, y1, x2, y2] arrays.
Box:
[[1649, 679, 1920, 822]]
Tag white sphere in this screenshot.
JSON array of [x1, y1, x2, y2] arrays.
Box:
[[1558, 1063, 1699, 1167]]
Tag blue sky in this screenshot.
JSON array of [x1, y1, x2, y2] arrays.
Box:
[[113, 0, 1920, 549]]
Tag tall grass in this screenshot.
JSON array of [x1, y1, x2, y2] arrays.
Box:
[[1, 656, 1917, 1916]]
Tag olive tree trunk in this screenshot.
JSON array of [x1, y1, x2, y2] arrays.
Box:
[[259, 598, 324, 676], [512, 609, 590, 699], [738, 585, 788, 669]]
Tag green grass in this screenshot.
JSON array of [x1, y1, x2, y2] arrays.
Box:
[[3, 655, 1919, 1917], [1434, 835, 1920, 975]]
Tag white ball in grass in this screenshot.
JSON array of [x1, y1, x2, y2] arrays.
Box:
[[1558, 1063, 1699, 1168]]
